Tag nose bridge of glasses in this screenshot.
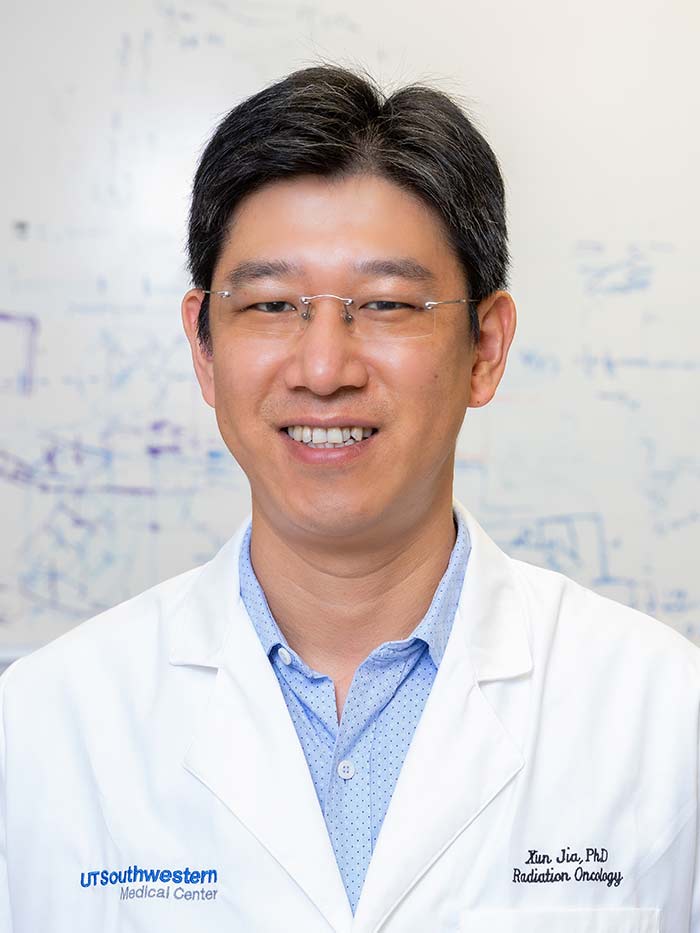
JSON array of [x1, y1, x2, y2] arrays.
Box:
[[299, 293, 354, 322]]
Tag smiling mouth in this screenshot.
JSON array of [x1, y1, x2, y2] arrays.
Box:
[[281, 426, 378, 449]]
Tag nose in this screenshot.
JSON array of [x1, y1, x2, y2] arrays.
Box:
[[283, 295, 369, 396]]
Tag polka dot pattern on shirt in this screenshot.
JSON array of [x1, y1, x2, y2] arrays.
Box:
[[238, 506, 471, 914]]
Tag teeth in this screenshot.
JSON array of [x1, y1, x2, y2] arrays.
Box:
[[285, 425, 376, 447]]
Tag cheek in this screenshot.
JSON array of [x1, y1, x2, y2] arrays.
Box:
[[210, 348, 261, 439], [411, 352, 471, 434], [212, 335, 280, 396], [404, 345, 464, 399]]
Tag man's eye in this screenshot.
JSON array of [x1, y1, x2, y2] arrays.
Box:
[[246, 301, 296, 314], [363, 301, 415, 311]]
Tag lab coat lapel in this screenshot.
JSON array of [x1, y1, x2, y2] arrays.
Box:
[[352, 502, 533, 933], [168, 520, 353, 933]]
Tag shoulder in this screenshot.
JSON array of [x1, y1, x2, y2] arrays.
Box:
[[0, 560, 205, 708], [510, 556, 700, 688]]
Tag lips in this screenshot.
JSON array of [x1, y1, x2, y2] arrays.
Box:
[[277, 427, 379, 432], [278, 423, 379, 431], [279, 425, 379, 442], [278, 424, 379, 462], [283, 425, 378, 447]]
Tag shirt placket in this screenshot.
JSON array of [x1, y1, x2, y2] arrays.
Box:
[[324, 648, 421, 912], [272, 646, 339, 806]]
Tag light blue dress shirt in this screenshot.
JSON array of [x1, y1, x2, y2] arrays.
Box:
[[238, 506, 471, 913]]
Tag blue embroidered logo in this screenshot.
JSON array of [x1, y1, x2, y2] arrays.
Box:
[[80, 864, 219, 903]]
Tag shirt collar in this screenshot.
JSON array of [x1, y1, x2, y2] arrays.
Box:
[[407, 506, 470, 666], [239, 506, 471, 670]]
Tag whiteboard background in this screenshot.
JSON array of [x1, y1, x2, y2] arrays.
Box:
[[2, 0, 698, 665]]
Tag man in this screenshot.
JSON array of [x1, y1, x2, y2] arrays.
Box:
[[0, 64, 698, 932]]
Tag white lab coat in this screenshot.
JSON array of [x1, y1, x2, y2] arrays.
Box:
[[0, 499, 698, 932]]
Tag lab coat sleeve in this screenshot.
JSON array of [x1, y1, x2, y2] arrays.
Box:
[[0, 666, 13, 933]]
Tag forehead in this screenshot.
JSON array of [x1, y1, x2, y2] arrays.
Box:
[[215, 173, 463, 285]]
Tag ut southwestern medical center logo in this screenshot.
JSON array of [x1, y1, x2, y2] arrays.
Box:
[[80, 863, 219, 903]]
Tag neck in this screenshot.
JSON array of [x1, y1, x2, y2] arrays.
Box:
[[248, 495, 458, 684]]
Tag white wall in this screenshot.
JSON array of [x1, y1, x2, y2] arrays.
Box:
[[1, 0, 698, 663]]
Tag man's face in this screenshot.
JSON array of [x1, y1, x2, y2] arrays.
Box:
[[183, 173, 506, 541]]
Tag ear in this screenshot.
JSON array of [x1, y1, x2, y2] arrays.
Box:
[[468, 291, 517, 408], [181, 288, 216, 408]]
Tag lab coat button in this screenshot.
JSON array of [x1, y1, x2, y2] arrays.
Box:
[[337, 759, 355, 780], [278, 647, 292, 665]]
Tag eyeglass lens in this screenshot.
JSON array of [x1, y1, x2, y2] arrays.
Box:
[[207, 291, 438, 340]]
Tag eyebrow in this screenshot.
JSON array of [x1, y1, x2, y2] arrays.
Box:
[[222, 257, 437, 288]]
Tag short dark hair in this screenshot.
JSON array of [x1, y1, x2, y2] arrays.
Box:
[[186, 64, 508, 352]]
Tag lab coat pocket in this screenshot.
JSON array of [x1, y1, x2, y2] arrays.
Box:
[[460, 907, 661, 932]]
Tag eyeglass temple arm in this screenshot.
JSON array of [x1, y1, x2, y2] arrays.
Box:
[[423, 298, 476, 310]]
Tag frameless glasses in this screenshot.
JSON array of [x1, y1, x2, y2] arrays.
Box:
[[199, 288, 475, 340]]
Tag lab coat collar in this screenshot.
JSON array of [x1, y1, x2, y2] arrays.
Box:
[[169, 516, 356, 930], [168, 499, 533, 931], [451, 498, 533, 682], [166, 523, 244, 669], [353, 500, 533, 931], [167, 497, 533, 682]]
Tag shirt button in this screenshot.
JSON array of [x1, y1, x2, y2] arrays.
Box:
[[278, 647, 292, 666], [337, 759, 355, 780]]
